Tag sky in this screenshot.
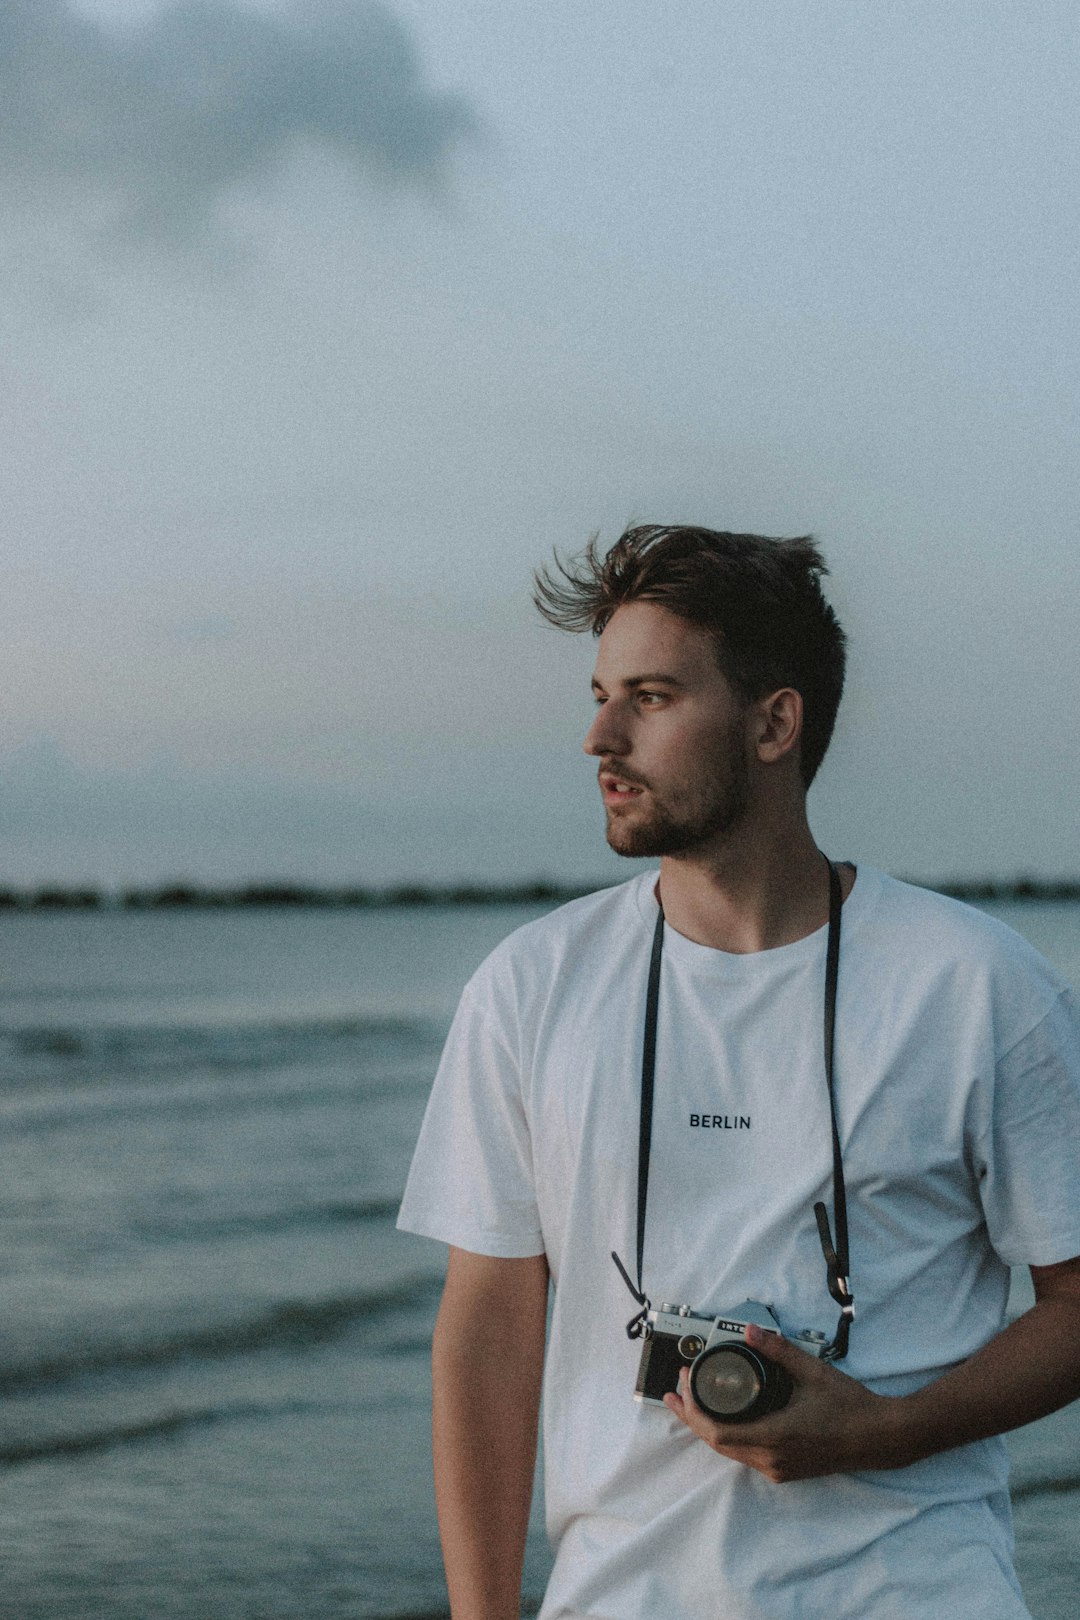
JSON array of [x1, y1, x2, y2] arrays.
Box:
[[3, 0, 1078, 887]]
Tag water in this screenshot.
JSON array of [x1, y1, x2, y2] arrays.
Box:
[[0, 897, 1076, 1619]]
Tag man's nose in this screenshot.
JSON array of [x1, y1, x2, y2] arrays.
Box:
[[583, 701, 628, 758]]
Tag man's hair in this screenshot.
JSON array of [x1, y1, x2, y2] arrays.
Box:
[[533, 525, 847, 787]]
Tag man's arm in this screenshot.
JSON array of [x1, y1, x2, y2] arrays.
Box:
[[432, 1246, 549, 1619], [664, 1253, 1080, 1482]]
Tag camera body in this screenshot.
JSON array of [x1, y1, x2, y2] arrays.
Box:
[[634, 1298, 792, 1423]]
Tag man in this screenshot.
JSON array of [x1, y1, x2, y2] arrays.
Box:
[[397, 526, 1080, 1620]]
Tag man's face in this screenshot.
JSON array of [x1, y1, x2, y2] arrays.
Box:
[[583, 601, 753, 859]]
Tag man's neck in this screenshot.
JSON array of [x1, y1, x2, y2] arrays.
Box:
[[656, 822, 851, 954]]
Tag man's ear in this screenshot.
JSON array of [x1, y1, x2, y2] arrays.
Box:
[[753, 688, 803, 766]]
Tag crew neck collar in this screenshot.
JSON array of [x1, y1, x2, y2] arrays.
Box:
[[632, 863, 877, 972]]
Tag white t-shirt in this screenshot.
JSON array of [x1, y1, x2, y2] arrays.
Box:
[[398, 866, 1080, 1620]]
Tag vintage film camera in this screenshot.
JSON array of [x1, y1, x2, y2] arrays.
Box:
[[634, 1299, 793, 1423]]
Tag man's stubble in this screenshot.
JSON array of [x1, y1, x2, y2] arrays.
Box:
[[602, 717, 751, 860]]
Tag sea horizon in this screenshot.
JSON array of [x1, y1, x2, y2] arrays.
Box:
[[3, 872, 1080, 912]]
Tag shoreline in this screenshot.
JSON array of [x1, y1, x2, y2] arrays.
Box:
[[2, 876, 1079, 912]]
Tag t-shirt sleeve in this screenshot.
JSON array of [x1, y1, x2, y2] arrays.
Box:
[[976, 987, 1080, 1267], [396, 959, 545, 1258]]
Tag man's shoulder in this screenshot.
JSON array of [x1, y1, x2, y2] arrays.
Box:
[[494, 871, 653, 958], [867, 867, 1050, 955], [856, 865, 1072, 1012], [466, 872, 654, 997]]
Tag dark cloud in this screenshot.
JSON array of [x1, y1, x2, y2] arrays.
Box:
[[0, 0, 475, 237]]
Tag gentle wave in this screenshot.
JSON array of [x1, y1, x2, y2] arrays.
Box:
[[360, 1603, 542, 1620], [0, 1066, 433, 1137], [360, 1606, 542, 1620], [0, 1398, 340, 1468], [0, 1274, 443, 1394], [131, 1195, 403, 1244], [0, 1011, 443, 1081]]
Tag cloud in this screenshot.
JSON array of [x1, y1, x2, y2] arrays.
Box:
[[0, 0, 475, 239]]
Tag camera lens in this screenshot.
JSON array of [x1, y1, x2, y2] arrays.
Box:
[[689, 1344, 792, 1423]]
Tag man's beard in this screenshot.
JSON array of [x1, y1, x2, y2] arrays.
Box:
[[602, 734, 750, 859]]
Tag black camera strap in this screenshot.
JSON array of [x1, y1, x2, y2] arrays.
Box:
[[611, 855, 855, 1361]]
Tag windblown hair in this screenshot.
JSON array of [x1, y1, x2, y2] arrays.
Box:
[[533, 525, 847, 787]]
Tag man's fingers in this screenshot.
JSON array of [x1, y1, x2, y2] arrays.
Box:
[[744, 1322, 817, 1379], [662, 1383, 686, 1419], [669, 1366, 771, 1452], [667, 1329, 822, 1425], [665, 1334, 825, 1438], [672, 1364, 726, 1428], [662, 1367, 699, 1425]]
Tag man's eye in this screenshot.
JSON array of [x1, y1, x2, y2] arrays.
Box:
[[638, 691, 665, 705]]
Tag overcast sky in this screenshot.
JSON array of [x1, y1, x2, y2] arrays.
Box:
[[3, 0, 1078, 886]]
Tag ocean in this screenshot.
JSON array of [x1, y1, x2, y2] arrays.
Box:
[[0, 894, 1077, 1619]]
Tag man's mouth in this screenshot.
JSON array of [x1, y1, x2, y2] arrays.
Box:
[[600, 772, 646, 802]]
